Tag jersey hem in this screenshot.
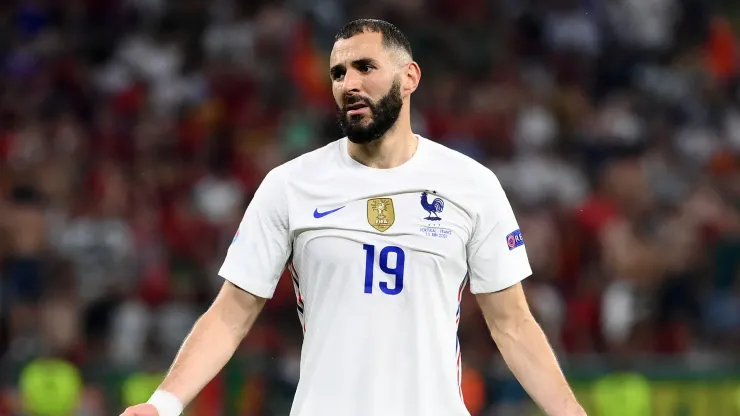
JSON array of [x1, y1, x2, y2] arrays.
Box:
[[218, 268, 276, 299], [468, 267, 532, 294]]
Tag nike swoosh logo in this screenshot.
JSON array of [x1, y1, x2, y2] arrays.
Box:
[[313, 206, 345, 218]]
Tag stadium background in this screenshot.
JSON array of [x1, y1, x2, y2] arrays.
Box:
[[1, 0, 740, 414]]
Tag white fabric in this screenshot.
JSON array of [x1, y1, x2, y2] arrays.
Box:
[[219, 136, 532, 416], [146, 390, 183, 416]]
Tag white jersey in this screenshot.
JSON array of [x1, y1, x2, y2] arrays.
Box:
[[219, 136, 532, 416]]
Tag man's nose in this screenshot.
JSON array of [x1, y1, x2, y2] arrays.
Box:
[[341, 69, 362, 94]]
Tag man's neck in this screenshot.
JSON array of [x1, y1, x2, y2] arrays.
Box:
[[347, 124, 418, 169]]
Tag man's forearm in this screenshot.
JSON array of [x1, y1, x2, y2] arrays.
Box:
[[492, 316, 585, 416], [156, 311, 244, 405], [157, 285, 263, 407]]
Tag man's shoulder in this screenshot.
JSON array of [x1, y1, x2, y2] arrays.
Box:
[[420, 137, 496, 180], [270, 138, 344, 177]]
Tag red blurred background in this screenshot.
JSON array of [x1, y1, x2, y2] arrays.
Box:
[[1, 0, 740, 414]]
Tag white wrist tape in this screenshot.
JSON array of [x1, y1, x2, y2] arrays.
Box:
[[147, 390, 184, 416]]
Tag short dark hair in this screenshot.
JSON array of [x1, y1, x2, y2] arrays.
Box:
[[334, 19, 412, 59]]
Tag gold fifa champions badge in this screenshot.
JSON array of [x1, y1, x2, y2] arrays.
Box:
[[367, 198, 395, 232]]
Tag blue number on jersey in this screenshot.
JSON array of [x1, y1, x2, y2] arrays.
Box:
[[362, 244, 405, 295]]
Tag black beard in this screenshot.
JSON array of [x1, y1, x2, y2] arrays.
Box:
[[337, 78, 403, 144]]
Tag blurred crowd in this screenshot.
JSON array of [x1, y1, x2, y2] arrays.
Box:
[[1, 0, 740, 414]]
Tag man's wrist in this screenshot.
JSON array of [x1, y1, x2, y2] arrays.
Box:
[[147, 390, 184, 416]]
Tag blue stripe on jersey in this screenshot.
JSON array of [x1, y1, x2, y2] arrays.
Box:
[[455, 273, 468, 399], [291, 274, 300, 290]]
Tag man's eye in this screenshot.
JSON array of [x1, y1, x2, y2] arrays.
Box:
[[359, 65, 373, 73]]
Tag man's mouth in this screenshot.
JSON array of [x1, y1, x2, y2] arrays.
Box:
[[346, 102, 370, 116]]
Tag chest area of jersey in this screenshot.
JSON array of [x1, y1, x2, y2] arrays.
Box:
[[290, 191, 472, 257]]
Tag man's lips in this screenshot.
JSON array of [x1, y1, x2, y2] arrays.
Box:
[[345, 99, 369, 115], [346, 105, 370, 116]]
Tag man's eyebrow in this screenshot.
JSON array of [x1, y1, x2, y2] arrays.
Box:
[[352, 58, 377, 67], [330, 58, 379, 76], [329, 63, 345, 76]]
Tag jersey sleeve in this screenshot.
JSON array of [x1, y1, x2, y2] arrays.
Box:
[[466, 170, 532, 294], [218, 167, 291, 299]]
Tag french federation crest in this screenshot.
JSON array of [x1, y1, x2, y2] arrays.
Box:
[[367, 198, 395, 232], [420, 191, 444, 221]]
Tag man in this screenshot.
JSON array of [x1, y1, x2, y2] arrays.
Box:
[[122, 19, 586, 416]]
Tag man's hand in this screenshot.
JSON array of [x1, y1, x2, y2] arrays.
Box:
[[120, 404, 159, 415]]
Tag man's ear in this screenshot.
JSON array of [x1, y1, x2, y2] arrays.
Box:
[[403, 61, 421, 97]]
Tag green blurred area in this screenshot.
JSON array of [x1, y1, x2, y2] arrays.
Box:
[[18, 358, 83, 416], [7, 357, 740, 415], [570, 377, 740, 416]]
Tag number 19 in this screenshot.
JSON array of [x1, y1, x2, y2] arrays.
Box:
[[362, 244, 405, 295]]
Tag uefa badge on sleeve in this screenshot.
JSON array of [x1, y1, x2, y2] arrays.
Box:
[[506, 229, 524, 250]]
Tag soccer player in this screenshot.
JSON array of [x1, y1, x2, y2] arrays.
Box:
[[122, 19, 586, 416]]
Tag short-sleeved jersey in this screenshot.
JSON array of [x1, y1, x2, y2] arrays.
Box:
[[219, 136, 532, 416]]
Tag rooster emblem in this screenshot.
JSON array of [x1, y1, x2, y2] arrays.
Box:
[[420, 191, 444, 221]]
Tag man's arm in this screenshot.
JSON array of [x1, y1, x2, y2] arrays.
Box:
[[476, 283, 585, 416], [121, 281, 266, 415], [159, 281, 265, 404], [122, 167, 291, 416]]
